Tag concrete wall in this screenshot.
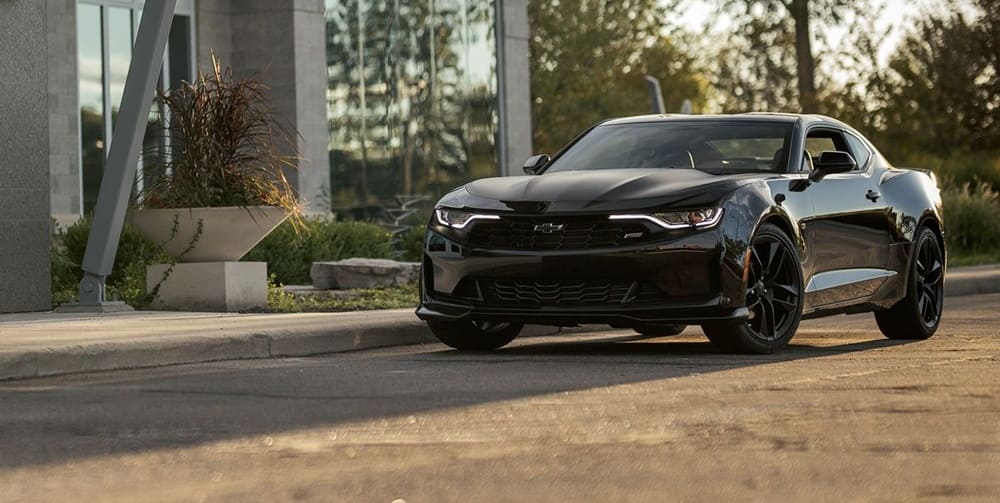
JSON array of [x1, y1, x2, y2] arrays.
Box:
[[199, 0, 332, 215], [196, 0, 233, 68], [0, 0, 53, 312], [47, 0, 81, 224], [497, 0, 534, 175]]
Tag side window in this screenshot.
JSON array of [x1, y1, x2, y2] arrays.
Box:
[[805, 137, 836, 159], [845, 134, 872, 170], [804, 129, 852, 170]]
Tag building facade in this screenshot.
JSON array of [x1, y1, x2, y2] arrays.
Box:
[[0, 0, 532, 312]]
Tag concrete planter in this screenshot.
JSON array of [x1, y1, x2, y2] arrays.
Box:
[[130, 206, 289, 262]]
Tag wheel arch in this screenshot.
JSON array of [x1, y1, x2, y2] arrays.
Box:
[[915, 214, 947, 270]]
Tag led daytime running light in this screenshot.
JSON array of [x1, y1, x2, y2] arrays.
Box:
[[609, 208, 724, 229], [435, 208, 501, 229]]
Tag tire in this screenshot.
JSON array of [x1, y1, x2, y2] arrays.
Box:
[[703, 223, 804, 354], [427, 320, 523, 350], [633, 324, 686, 337], [874, 227, 944, 339]]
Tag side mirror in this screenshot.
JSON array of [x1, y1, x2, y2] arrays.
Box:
[[522, 154, 550, 175], [809, 151, 856, 182]]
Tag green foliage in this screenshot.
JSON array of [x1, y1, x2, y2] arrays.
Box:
[[529, 0, 708, 154], [143, 56, 301, 219], [942, 182, 1000, 258], [893, 152, 1000, 191], [711, 0, 872, 113], [399, 226, 426, 262], [51, 217, 170, 307], [265, 278, 418, 313], [816, 2, 1000, 191], [244, 218, 394, 285]]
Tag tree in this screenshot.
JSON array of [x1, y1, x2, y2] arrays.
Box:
[[875, 1, 999, 157], [529, 0, 708, 154], [714, 0, 868, 113]]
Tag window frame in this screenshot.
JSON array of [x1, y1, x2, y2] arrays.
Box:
[[843, 132, 874, 172], [76, 0, 197, 213], [802, 125, 872, 175]]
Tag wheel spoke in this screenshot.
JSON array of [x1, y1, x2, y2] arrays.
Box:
[[751, 247, 764, 277], [924, 259, 943, 285], [772, 282, 799, 297], [761, 299, 778, 339], [757, 302, 770, 338], [766, 241, 779, 274], [770, 248, 786, 281], [772, 296, 797, 311], [926, 295, 939, 322], [923, 284, 936, 299]]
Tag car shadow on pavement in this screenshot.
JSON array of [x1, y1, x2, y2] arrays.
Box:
[[0, 333, 917, 470]]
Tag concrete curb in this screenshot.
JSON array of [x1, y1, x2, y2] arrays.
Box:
[[0, 318, 574, 381], [1, 265, 997, 382], [945, 265, 1000, 297], [0, 319, 433, 381]]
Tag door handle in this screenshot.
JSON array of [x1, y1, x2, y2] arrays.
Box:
[[866, 190, 880, 202]]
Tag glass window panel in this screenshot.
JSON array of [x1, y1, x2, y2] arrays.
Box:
[[325, 0, 498, 215], [107, 7, 133, 129], [78, 3, 105, 212], [805, 137, 837, 159], [846, 134, 872, 169], [168, 15, 192, 89], [77, 3, 198, 212]]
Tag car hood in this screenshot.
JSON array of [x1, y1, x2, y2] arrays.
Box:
[[457, 168, 764, 212]]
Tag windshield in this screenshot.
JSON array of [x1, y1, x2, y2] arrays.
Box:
[[544, 121, 794, 175]]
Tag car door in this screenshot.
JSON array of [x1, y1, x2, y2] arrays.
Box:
[[800, 127, 895, 308]]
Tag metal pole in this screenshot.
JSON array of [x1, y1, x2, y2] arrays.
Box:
[[644, 75, 666, 115], [71, 0, 176, 309]]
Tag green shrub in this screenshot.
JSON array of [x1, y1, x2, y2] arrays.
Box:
[[51, 216, 170, 306], [399, 226, 426, 262], [265, 280, 419, 313], [893, 152, 1000, 191], [942, 182, 1000, 259], [245, 218, 393, 285]]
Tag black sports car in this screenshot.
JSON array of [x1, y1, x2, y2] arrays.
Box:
[[416, 114, 945, 353]]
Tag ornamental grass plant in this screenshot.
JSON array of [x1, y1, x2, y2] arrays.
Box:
[[141, 55, 301, 218]]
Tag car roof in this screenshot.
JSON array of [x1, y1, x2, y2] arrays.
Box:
[[600, 113, 844, 128]]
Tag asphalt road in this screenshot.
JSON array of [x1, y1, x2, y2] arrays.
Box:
[[2, 295, 999, 502]]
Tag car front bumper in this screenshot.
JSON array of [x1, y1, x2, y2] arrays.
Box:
[[416, 225, 748, 327]]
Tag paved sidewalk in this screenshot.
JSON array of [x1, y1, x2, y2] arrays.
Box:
[[0, 310, 435, 380], [1, 265, 998, 381]]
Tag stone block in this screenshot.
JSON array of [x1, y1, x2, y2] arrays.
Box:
[[147, 262, 268, 312], [311, 258, 420, 290]]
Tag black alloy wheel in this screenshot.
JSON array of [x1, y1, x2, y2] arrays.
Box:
[[633, 324, 687, 337], [427, 319, 523, 350], [703, 223, 804, 353], [875, 227, 944, 339], [745, 230, 802, 341]]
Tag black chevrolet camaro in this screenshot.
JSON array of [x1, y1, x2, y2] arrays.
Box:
[[416, 114, 945, 353]]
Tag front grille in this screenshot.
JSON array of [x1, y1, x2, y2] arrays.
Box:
[[467, 216, 650, 251], [481, 279, 666, 307]]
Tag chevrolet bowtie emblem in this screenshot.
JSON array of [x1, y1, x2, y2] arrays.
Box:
[[533, 223, 565, 233]]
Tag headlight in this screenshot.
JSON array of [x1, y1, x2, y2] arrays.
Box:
[[434, 208, 500, 229], [609, 208, 724, 229]]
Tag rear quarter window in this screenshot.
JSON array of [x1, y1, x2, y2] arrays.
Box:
[[845, 134, 872, 169]]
